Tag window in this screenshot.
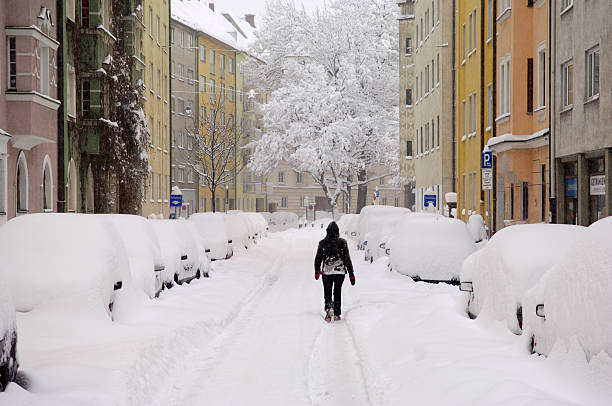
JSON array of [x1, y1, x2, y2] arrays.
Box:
[[178, 167, 184, 182], [187, 33, 193, 50], [16, 153, 28, 213], [188, 167, 194, 183], [487, 0, 493, 41], [436, 116, 440, 147], [431, 119, 435, 148], [187, 69, 194, 84], [200, 75, 206, 92], [170, 27, 174, 44], [66, 66, 76, 117], [436, 54, 440, 85], [405, 37, 412, 55], [468, 95, 473, 133], [297, 172, 302, 184], [407, 140, 413, 157], [148, 7, 153, 35], [278, 172, 284, 183], [81, 0, 89, 27], [586, 46, 600, 99], [200, 45, 206, 61], [500, 0, 511, 13], [229, 86, 234, 102], [171, 61, 175, 78], [538, 46, 546, 107], [39, 45, 50, 96], [527, 58, 534, 113], [178, 29, 183, 47], [462, 174, 466, 214], [425, 123, 429, 150], [540, 165, 546, 222], [487, 83, 492, 128], [229, 57, 234, 74], [431, 59, 434, 91], [562, 61, 573, 107], [437, 0, 440, 22], [521, 182, 529, 220], [171, 96, 175, 113], [431, 1, 435, 28], [42, 158, 53, 211], [500, 58, 511, 114], [472, 9, 477, 52], [82, 79, 91, 117], [561, 0, 573, 12], [462, 99, 466, 138], [0, 155, 6, 214], [416, 24, 419, 45], [156, 16, 160, 43], [8, 37, 16, 90], [395, 197, 399, 207], [178, 98, 184, 115], [472, 93, 477, 133], [380, 176, 385, 186], [177, 63, 184, 80], [509, 184, 515, 219], [469, 13, 473, 53], [406, 89, 412, 106], [220, 83, 226, 106], [220, 54, 226, 78], [209, 49, 216, 74], [200, 106, 206, 124], [462, 24, 466, 62], [281, 197, 287, 208]]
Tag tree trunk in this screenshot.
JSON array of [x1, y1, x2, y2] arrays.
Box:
[[356, 168, 367, 214], [211, 189, 216, 212]]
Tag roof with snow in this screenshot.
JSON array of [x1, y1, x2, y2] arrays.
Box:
[[171, 0, 254, 52]]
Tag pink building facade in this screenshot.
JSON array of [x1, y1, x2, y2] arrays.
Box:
[[1, 0, 59, 225]]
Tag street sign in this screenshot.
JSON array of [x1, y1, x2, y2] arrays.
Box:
[[170, 194, 183, 207], [424, 194, 437, 208], [482, 151, 493, 169], [482, 168, 493, 190]]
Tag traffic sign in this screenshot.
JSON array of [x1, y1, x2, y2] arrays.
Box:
[[170, 194, 183, 207], [482, 168, 493, 190], [424, 194, 437, 208], [482, 151, 493, 169]]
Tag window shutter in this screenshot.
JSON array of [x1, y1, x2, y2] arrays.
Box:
[[527, 58, 533, 113]]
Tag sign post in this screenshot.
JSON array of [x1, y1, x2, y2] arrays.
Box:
[[482, 151, 493, 237]]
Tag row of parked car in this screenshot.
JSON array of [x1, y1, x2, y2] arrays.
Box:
[[338, 205, 611, 360], [0, 210, 269, 391]]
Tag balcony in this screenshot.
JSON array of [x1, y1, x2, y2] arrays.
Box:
[[398, 1, 415, 19]]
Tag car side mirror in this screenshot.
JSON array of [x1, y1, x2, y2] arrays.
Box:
[[536, 304, 545, 318], [379, 243, 386, 249], [459, 281, 473, 292], [350, 232, 357, 236], [385, 248, 391, 255], [113, 281, 123, 291]]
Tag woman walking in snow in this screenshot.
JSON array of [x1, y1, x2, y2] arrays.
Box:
[[314, 222, 355, 322]]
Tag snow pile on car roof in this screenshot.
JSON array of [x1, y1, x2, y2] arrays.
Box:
[[337, 213, 359, 237], [389, 214, 475, 282], [357, 205, 410, 243], [529, 217, 612, 358], [465, 224, 585, 333], [0, 214, 129, 312]]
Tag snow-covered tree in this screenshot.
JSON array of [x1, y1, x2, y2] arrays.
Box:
[[248, 0, 399, 215]]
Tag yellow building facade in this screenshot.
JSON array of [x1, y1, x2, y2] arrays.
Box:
[[236, 53, 267, 212], [197, 33, 237, 212], [142, 0, 171, 218], [456, 0, 494, 228]]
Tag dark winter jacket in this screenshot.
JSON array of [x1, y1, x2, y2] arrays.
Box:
[[314, 222, 355, 277]]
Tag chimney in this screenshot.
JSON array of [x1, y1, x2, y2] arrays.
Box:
[[209, 2, 214, 12], [245, 14, 255, 28]]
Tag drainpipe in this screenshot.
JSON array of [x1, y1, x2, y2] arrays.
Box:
[[492, 0, 498, 233], [451, 0, 457, 193], [56, 0, 65, 213], [549, 0, 557, 223], [168, 0, 173, 214]]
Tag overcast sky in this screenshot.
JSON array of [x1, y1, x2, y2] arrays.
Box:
[[216, 0, 328, 22]]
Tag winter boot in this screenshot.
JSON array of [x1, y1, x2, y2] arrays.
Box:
[[325, 308, 334, 323], [333, 315, 341, 321]]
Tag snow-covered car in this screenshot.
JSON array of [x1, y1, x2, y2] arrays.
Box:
[[460, 224, 585, 334], [102, 214, 166, 298], [150, 220, 203, 286], [337, 213, 359, 240], [0, 274, 18, 392], [356, 205, 410, 250], [0, 214, 129, 317], [466, 214, 488, 243], [524, 217, 612, 357], [363, 210, 410, 263], [224, 212, 252, 250], [189, 213, 233, 260], [388, 214, 475, 283], [269, 211, 299, 231], [241, 212, 268, 239], [182, 220, 212, 278]]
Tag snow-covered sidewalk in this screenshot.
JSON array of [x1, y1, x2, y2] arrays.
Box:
[[2, 227, 612, 405]]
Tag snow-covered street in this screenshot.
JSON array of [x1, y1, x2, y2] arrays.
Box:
[[2, 227, 612, 406]]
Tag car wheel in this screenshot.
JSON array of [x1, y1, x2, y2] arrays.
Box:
[[196, 270, 201, 279], [370, 257, 373, 264], [174, 274, 180, 285]]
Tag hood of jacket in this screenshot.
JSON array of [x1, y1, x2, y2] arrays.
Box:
[[325, 221, 340, 239]]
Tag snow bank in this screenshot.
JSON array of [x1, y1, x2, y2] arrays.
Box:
[[102, 215, 164, 298], [189, 213, 231, 260], [389, 214, 475, 282], [464, 224, 585, 334], [467, 214, 487, 243], [524, 217, 612, 358], [0, 214, 130, 313], [356, 205, 410, 247]]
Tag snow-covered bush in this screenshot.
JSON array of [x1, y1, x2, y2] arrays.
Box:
[[189, 213, 232, 260], [0, 272, 18, 391], [462, 224, 585, 334], [389, 214, 475, 282], [467, 214, 487, 243], [0, 214, 130, 315], [524, 217, 612, 357], [102, 214, 165, 298]]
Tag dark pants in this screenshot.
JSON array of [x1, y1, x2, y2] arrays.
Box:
[[322, 274, 345, 316]]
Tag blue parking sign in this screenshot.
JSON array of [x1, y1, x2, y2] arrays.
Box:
[[482, 151, 493, 169], [424, 194, 437, 208], [170, 194, 183, 207]]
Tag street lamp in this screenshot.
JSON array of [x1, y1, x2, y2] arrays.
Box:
[[225, 184, 229, 212]]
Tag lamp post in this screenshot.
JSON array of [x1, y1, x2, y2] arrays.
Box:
[[225, 184, 229, 212]]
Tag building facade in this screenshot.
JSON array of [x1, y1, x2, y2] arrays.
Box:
[[412, 0, 454, 213], [1, 0, 60, 225], [170, 18, 199, 217], [456, 0, 495, 226], [398, 0, 416, 210], [142, 0, 171, 218], [552, 0, 612, 226]]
